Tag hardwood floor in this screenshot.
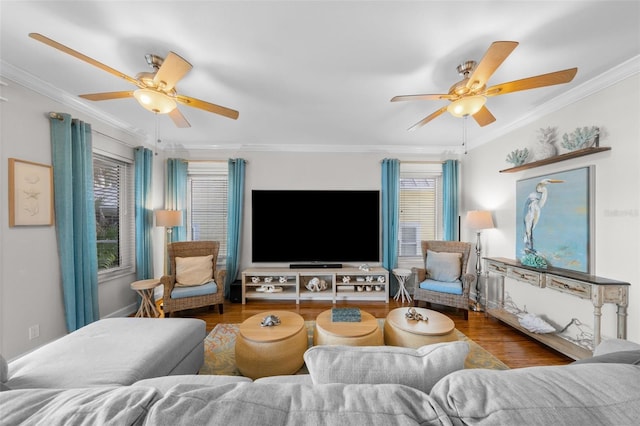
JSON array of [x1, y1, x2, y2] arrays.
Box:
[[160, 299, 573, 369]]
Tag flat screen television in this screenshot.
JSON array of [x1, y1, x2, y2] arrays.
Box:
[[251, 190, 380, 265]]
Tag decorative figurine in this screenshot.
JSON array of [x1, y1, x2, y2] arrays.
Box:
[[405, 307, 428, 322], [260, 314, 281, 327]]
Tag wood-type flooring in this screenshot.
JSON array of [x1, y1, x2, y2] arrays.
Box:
[[159, 298, 573, 369]]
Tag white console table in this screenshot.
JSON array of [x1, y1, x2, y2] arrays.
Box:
[[242, 266, 389, 304], [484, 257, 629, 360]]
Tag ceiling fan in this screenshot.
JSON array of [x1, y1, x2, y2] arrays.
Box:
[[29, 33, 239, 128], [391, 41, 577, 130]]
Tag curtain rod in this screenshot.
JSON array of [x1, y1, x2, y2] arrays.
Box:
[[49, 112, 138, 148]]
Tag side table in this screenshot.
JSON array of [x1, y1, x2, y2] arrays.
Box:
[[131, 278, 161, 318], [392, 268, 413, 303]]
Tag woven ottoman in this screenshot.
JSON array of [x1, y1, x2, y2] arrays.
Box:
[[313, 309, 383, 346], [235, 311, 307, 379], [384, 307, 456, 348]]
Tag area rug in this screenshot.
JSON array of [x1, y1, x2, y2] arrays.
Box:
[[200, 320, 508, 376]]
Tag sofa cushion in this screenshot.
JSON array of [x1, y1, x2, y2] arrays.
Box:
[[175, 255, 213, 286], [254, 374, 313, 385], [7, 318, 206, 389], [171, 281, 218, 299], [304, 341, 469, 393], [0, 386, 159, 425], [426, 250, 462, 282], [145, 382, 452, 425], [571, 350, 640, 365], [133, 374, 252, 395], [419, 279, 463, 295], [430, 363, 640, 425], [593, 338, 640, 356], [0, 353, 7, 383]]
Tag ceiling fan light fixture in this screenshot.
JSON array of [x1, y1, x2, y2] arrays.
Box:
[[447, 95, 486, 118], [133, 88, 176, 114]]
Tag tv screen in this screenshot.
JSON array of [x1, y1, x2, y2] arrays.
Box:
[[251, 190, 380, 264]]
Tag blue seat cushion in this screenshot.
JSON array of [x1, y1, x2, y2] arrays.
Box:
[[419, 279, 463, 295], [171, 281, 218, 299]]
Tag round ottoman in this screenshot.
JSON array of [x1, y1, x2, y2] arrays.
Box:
[[235, 310, 307, 379], [313, 309, 383, 346], [384, 307, 457, 348]]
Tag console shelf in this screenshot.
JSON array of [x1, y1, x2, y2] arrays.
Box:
[[499, 147, 611, 173], [241, 267, 389, 304]]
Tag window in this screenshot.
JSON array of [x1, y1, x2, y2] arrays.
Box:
[[93, 154, 134, 276], [186, 162, 228, 260], [398, 163, 443, 258]]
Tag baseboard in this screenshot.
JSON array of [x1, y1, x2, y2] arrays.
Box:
[[103, 303, 137, 319]]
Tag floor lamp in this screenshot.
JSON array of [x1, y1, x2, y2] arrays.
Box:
[[466, 210, 495, 312], [156, 210, 182, 276]]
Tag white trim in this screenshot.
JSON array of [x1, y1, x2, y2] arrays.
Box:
[[4, 56, 638, 154], [468, 55, 640, 150], [102, 303, 137, 318], [0, 61, 147, 141]]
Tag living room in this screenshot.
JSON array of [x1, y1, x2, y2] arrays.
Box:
[[1, 0, 638, 371]]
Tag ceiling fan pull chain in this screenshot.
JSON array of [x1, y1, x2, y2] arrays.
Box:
[[462, 115, 468, 154]]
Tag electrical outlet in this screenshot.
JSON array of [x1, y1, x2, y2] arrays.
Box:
[[28, 324, 40, 340]]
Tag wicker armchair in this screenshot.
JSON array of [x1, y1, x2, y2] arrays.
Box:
[[411, 240, 476, 320], [161, 241, 226, 317]]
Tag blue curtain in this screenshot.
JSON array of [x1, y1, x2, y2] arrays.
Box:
[[381, 158, 400, 296], [225, 158, 246, 298], [165, 158, 187, 242], [49, 113, 99, 332], [443, 159, 460, 241], [134, 147, 153, 280]]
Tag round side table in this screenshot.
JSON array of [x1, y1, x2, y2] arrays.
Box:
[[392, 268, 413, 303], [130, 278, 161, 318]]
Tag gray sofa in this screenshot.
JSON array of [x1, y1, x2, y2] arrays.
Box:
[[2, 321, 640, 425]]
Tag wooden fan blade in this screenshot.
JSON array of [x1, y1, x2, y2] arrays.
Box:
[[169, 108, 191, 128], [408, 106, 448, 131], [154, 52, 192, 91], [391, 93, 455, 102], [29, 33, 139, 87], [485, 68, 578, 96], [472, 105, 496, 127], [176, 94, 239, 120], [467, 41, 519, 90], [79, 91, 134, 101]]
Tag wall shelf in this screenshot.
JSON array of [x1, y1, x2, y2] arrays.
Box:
[[499, 147, 611, 173]]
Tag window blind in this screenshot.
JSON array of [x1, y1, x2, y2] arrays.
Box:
[[93, 154, 134, 273], [399, 163, 443, 258], [186, 162, 228, 259]]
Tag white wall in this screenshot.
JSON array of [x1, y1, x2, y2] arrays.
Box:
[[0, 79, 158, 359], [2, 71, 637, 360], [461, 73, 640, 344]]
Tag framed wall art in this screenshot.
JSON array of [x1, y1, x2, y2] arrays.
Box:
[[515, 166, 594, 273], [8, 158, 54, 226]]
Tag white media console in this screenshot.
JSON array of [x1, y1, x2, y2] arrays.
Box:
[[241, 266, 389, 304]]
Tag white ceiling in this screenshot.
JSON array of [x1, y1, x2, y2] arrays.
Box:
[[1, 1, 639, 154]]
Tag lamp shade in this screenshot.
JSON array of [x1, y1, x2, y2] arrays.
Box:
[[447, 95, 486, 118], [466, 210, 494, 230], [133, 88, 177, 114], [156, 210, 182, 227]]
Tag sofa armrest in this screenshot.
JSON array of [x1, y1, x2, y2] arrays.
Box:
[[161, 275, 176, 300], [461, 273, 476, 296], [215, 269, 227, 287], [412, 267, 426, 283]]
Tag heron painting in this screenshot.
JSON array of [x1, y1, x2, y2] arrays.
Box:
[[516, 167, 593, 273]]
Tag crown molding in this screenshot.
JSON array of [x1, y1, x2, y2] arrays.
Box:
[[468, 55, 640, 150], [0, 61, 147, 142], [3, 55, 638, 155]]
